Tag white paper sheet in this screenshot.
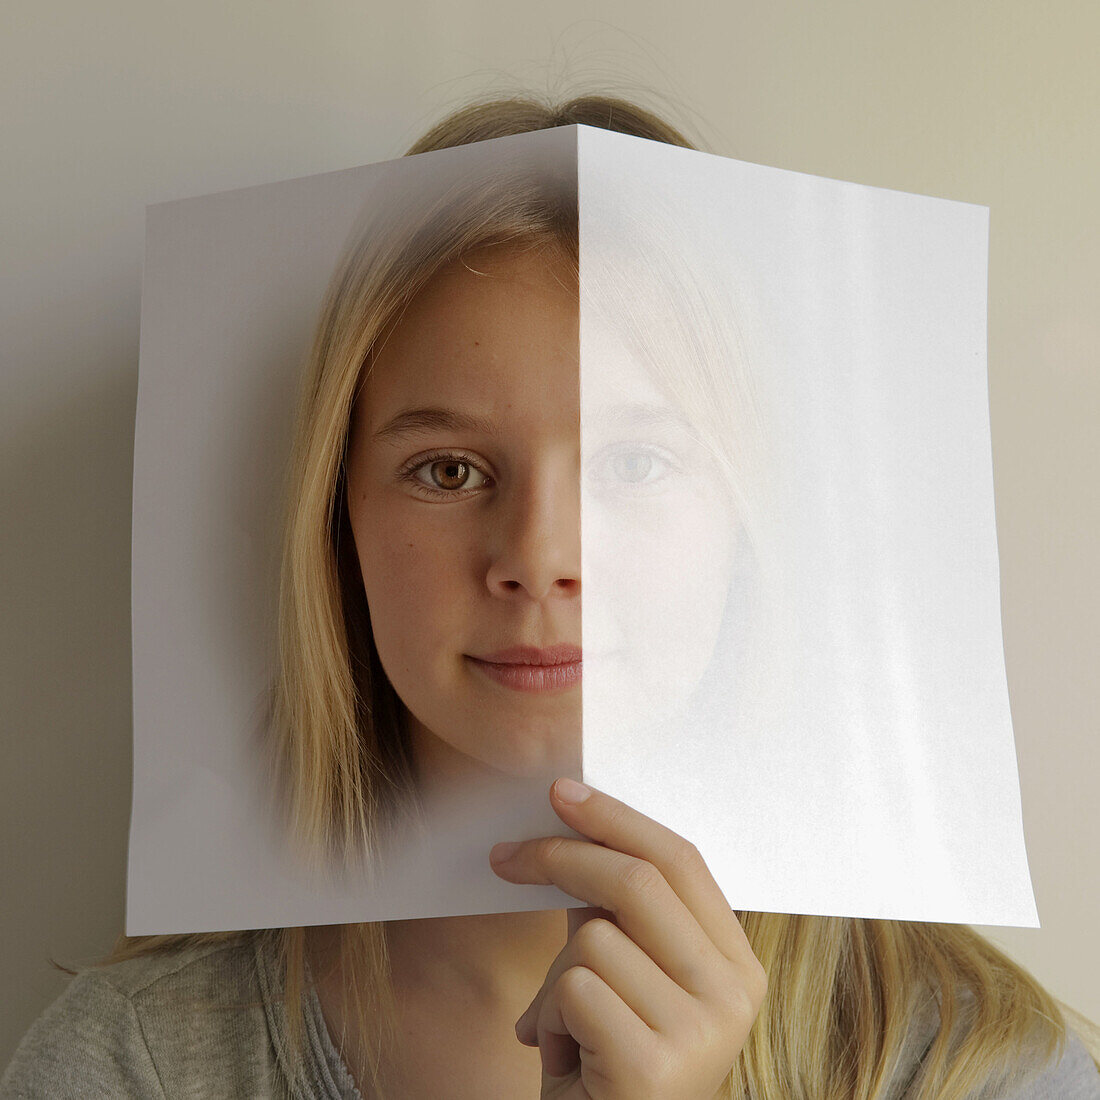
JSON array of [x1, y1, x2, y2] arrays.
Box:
[[578, 126, 1035, 925], [127, 124, 1036, 934]]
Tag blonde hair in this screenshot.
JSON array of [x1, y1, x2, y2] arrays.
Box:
[[66, 90, 1097, 1099]]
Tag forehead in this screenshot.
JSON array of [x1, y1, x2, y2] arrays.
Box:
[[357, 242, 579, 426]]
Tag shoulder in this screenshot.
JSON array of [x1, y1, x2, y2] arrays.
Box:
[[1, 937, 285, 1100], [893, 984, 1100, 1099], [999, 1027, 1100, 1099]]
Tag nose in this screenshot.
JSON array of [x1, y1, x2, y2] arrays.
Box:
[[485, 455, 580, 602]]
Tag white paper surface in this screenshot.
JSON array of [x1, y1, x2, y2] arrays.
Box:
[[578, 126, 1035, 925], [127, 124, 1037, 934]]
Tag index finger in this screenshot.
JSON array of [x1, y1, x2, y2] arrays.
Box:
[[549, 778, 754, 969]]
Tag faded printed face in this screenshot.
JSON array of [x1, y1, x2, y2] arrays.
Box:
[[344, 240, 737, 794], [579, 299, 740, 742]]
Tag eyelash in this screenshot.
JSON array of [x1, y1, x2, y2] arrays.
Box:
[[590, 445, 679, 493], [397, 445, 680, 501], [398, 450, 493, 500]]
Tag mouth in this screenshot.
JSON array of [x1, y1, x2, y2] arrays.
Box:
[[464, 643, 582, 694], [469, 643, 581, 666]]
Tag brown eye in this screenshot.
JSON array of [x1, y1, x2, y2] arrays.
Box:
[[401, 451, 491, 499], [430, 458, 471, 490]]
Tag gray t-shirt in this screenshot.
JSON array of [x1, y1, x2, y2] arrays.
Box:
[[3, 936, 1098, 1098]]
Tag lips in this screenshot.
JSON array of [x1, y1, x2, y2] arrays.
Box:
[[471, 643, 581, 666]]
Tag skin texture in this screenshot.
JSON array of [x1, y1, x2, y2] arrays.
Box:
[[339, 242, 763, 1096], [346, 242, 583, 791]]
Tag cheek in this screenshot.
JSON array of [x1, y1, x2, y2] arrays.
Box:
[[352, 504, 475, 670], [590, 485, 735, 631], [584, 484, 736, 732], [633, 493, 734, 643]]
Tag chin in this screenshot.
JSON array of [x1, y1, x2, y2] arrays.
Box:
[[480, 732, 579, 781]]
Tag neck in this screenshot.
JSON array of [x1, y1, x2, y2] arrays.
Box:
[[310, 710, 573, 1018], [308, 906, 568, 1028], [386, 907, 568, 1008]]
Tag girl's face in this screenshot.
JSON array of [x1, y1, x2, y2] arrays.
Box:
[[346, 240, 739, 792], [346, 243, 582, 785]]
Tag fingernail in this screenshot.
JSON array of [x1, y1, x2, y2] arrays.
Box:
[[554, 777, 591, 804], [490, 841, 521, 863]]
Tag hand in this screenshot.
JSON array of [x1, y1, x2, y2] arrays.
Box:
[[488, 778, 766, 1099]]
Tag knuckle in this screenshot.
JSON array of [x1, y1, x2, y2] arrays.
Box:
[[534, 835, 570, 867], [602, 797, 632, 833], [617, 857, 662, 898], [573, 916, 619, 958], [669, 837, 705, 878], [748, 957, 769, 1004], [675, 1003, 718, 1051], [558, 964, 598, 1004], [714, 956, 767, 1023], [723, 976, 765, 1028]]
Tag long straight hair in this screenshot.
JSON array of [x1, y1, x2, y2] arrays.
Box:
[[70, 91, 1097, 1100]]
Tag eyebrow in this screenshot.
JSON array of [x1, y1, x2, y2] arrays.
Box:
[[593, 401, 693, 433], [369, 400, 692, 444], [371, 406, 500, 444]]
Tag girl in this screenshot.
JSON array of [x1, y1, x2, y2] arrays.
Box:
[[4, 93, 1099, 1100]]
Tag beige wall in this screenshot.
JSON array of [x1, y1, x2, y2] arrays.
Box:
[[3, 0, 1097, 1067]]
